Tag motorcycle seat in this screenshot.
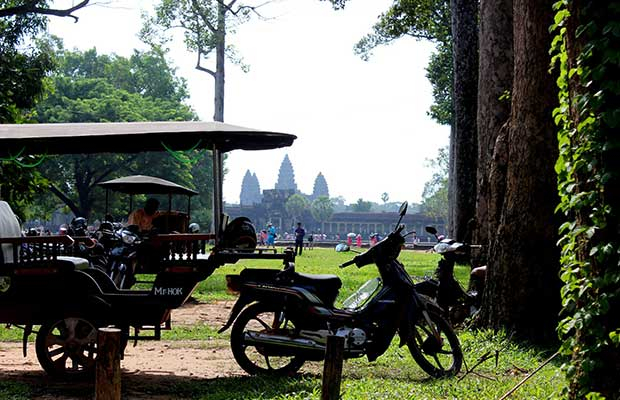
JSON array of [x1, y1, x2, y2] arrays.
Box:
[[293, 272, 341, 290], [290, 272, 342, 306], [55, 256, 90, 271]]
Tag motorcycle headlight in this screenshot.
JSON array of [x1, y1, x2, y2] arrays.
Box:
[[122, 231, 136, 245], [434, 242, 450, 254]]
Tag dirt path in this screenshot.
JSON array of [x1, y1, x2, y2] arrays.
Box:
[[0, 300, 266, 399]]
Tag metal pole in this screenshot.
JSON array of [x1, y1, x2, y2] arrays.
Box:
[[212, 146, 223, 245], [105, 189, 109, 218]]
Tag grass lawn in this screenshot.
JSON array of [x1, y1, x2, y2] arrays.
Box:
[[0, 247, 566, 399]]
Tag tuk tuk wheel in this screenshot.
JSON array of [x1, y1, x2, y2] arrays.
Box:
[[35, 316, 99, 379]]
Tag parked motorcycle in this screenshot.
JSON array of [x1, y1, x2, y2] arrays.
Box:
[[415, 226, 485, 325], [220, 202, 463, 378], [67, 217, 108, 271], [106, 225, 141, 289]]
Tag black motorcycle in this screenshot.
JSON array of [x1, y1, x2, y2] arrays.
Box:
[[106, 225, 141, 289], [220, 202, 463, 378], [416, 226, 485, 325], [67, 217, 108, 271]]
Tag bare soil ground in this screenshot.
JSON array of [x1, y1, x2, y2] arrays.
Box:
[[0, 300, 271, 399]]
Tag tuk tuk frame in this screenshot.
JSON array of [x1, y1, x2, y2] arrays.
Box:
[[0, 121, 297, 377]]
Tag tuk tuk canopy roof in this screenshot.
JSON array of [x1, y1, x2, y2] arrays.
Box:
[[0, 121, 296, 157], [98, 175, 199, 196]]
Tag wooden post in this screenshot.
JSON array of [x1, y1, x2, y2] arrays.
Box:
[[96, 327, 121, 400], [321, 334, 345, 400]]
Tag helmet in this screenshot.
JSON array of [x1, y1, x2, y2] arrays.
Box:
[[188, 223, 200, 233], [221, 217, 257, 251], [70, 217, 88, 236]]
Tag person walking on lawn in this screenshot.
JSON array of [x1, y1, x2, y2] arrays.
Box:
[[294, 222, 305, 256]]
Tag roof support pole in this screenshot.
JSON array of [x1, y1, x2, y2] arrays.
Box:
[[212, 145, 223, 244]]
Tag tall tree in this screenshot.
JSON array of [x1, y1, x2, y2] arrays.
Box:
[[449, 0, 478, 242], [34, 47, 205, 220], [142, 0, 264, 122], [0, 1, 90, 20], [480, 0, 560, 343], [284, 193, 309, 226], [310, 196, 334, 227], [553, 1, 620, 397], [0, 1, 56, 218], [473, 0, 513, 265], [326, 0, 476, 240], [351, 198, 372, 213], [421, 146, 448, 222]]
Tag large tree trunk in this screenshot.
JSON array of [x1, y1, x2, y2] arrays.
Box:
[[473, 0, 513, 265], [449, 0, 478, 242], [560, 2, 620, 397], [481, 0, 560, 343], [448, 124, 456, 235], [213, 1, 226, 122]]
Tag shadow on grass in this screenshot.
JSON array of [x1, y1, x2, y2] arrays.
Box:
[[0, 369, 321, 400]]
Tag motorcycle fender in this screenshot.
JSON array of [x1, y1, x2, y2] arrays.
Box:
[[218, 292, 253, 333], [398, 302, 415, 348], [397, 296, 443, 348]]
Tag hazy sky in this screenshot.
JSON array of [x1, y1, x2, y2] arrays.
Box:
[[48, 0, 450, 205]]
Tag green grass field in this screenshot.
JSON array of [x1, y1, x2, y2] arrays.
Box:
[[0, 247, 566, 399]]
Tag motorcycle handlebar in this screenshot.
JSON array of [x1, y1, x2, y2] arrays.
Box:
[[339, 259, 356, 269]]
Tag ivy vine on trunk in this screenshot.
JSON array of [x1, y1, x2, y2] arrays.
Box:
[[552, 1, 620, 398]]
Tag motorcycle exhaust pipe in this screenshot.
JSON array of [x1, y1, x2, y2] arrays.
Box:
[[244, 331, 326, 352]]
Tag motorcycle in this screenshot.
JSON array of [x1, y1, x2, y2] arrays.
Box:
[[219, 202, 463, 378], [415, 226, 485, 325], [67, 217, 108, 271], [106, 225, 142, 289]]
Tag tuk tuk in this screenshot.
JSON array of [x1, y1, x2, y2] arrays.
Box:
[[0, 121, 296, 378]]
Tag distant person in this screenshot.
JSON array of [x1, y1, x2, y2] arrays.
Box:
[[294, 222, 305, 256], [128, 198, 160, 232], [356, 233, 362, 247], [370, 234, 378, 247], [412, 231, 420, 246], [307, 232, 314, 249], [266, 223, 276, 247]]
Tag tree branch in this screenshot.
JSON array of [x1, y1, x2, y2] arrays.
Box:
[[48, 183, 81, 217], [220, 0, 273, 19], [191, 0, 217, 32], [196, 48, 216, 77], [90, 154, 140, 187], [0, 0, 91, 22]]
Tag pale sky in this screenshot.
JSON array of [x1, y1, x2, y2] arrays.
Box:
[[48, 0, 450, 205]]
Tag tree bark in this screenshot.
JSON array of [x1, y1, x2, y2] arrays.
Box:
[[473, 0, 513, 265], [481, 0, 560, 343], [213, 1, 226, 122], [449, 0, 478, 242], [561, 1, 620, 397]]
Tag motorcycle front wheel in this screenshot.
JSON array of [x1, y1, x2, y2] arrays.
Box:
[[230, 302, 306, 375], [407, 310, 463, 378]]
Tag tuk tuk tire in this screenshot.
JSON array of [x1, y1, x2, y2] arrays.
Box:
[[35, 315, 101, 379]]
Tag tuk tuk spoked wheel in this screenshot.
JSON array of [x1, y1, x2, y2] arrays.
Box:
[[35, 316, 100, 379]]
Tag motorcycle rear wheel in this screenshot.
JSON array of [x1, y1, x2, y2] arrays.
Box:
[[231, 302, 306, 375], [407, 310, 463, 378]]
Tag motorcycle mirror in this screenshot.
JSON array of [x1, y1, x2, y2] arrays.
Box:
[[394, 201, 408, 231], [425, 226, 437, 235], [399, 201, 408, 216]]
